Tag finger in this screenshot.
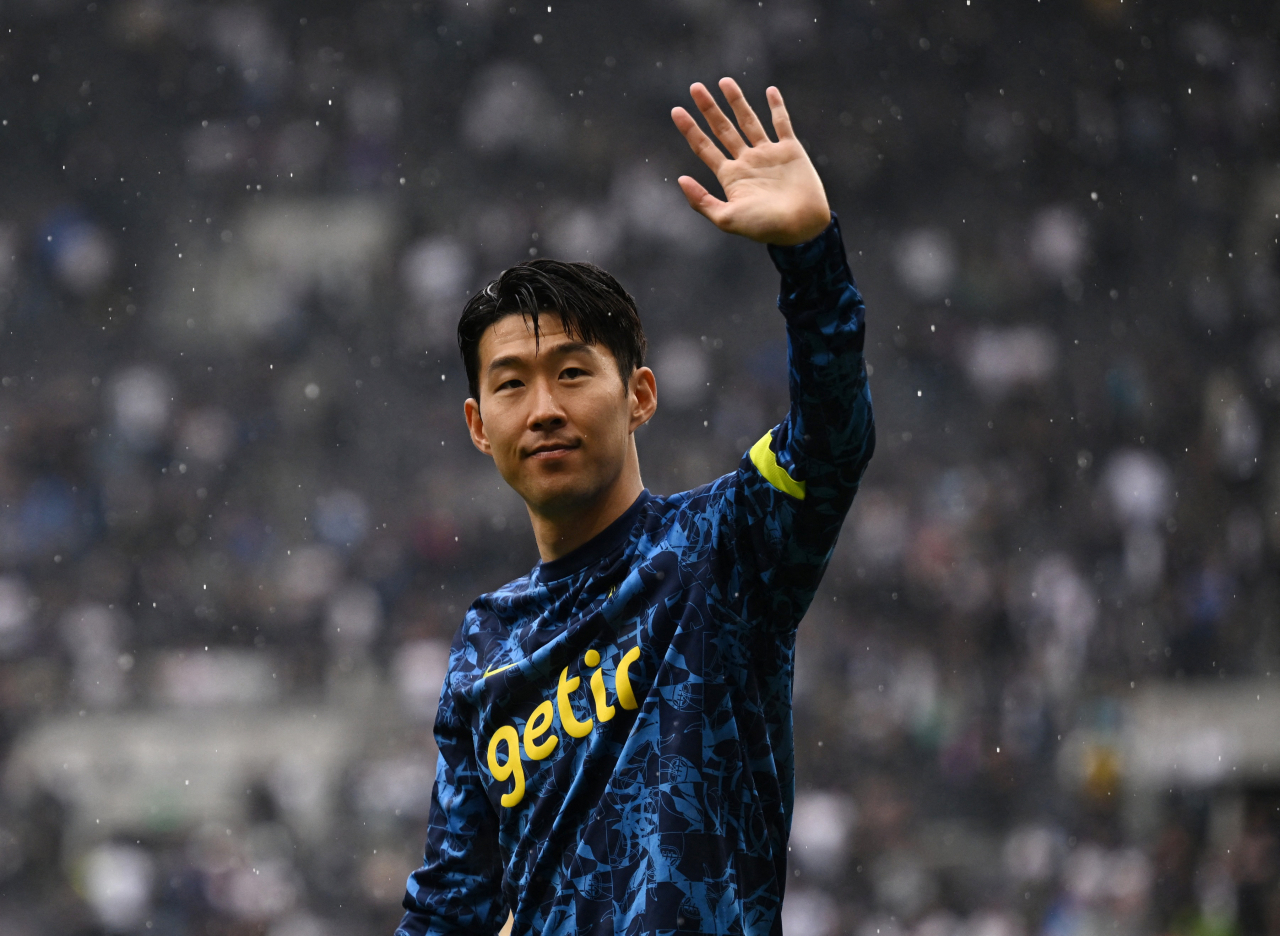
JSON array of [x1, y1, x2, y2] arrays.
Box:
[[671, 106, 728, 174], [676, 176, 731, 227], [718, 77, 770, 145], [765, 86, 796, 141], [689, 82, 748, 158]]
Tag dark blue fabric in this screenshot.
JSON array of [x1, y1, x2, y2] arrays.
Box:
[[398, 216, 875, 936]]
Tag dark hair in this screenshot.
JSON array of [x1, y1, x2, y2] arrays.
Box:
[[457, 258, 647, 401]]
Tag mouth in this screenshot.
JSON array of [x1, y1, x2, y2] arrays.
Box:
[[524, 440, 581, 460]]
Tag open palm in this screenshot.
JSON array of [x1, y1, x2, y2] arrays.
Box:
[[671, 79, 831, 247]]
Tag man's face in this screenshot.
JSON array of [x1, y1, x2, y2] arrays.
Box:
[[464, 313, 655, 518]]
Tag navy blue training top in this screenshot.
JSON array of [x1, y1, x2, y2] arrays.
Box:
[[398, 216, 875, 936]]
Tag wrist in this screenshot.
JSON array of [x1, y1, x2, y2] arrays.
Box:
[[766, 208, 833, 247], [767, 212, 846, 280]]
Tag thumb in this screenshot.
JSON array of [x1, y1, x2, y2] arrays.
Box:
[[677, 176, 730, 227]]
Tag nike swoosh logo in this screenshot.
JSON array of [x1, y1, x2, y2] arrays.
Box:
[[483, 660, 519, 678]]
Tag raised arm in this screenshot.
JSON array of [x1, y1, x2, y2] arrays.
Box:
[[670, 79, 830, 246], [672, 80, 875, 630]]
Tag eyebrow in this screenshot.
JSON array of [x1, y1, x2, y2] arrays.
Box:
[[486, 340, 595, 375]]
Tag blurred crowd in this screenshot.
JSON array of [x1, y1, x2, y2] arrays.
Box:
[[0, 0, 1278, 933]]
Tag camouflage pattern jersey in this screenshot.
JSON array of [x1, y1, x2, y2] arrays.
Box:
[[398, 216, 875, 936]]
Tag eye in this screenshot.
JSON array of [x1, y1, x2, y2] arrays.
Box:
[[496, 378, 523, 391], [560, 367, 587, 380]]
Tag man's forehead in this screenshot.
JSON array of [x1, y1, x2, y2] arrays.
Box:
[[479, 312, 603, 361], [487, 311, 566, 342]]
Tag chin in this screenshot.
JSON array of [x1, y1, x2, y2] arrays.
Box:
[[518, 473, 605, 517]]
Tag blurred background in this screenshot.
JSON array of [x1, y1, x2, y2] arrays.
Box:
[[0, 0, 1276, 933]]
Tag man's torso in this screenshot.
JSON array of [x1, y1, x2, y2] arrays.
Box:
[[450, 484, 798, 935]]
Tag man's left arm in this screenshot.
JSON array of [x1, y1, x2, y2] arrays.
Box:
[[732, 215, 873, 612], [671, 80, 875, 616], [761, 211, 874, 533]]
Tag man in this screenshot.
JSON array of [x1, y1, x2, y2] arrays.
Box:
[[397, 78, 875, 936]]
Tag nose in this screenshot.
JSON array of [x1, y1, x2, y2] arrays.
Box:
[[527, 377, 567, 432]]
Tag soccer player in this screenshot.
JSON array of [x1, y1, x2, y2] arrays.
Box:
[[397, 78, 875, 936]]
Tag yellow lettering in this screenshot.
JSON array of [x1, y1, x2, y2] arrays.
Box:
[[522, 700, 559, 760], [557, 666, 593, 738], [486, 725, 525, 808], [590, 668, 616, 722], [615, 646, 642, 710]]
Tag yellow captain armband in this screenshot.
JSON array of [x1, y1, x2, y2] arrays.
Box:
[[748, 431, 806, 500]]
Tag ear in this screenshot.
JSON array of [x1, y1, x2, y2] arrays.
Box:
[[464, 398, 493, 456], [628, 366, 657, 432]]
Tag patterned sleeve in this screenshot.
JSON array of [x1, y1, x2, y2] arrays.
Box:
[[396, 677, 507, 936], [720, 213, 876, 630]]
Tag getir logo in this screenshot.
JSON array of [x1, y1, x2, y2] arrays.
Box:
[[486, 645, 642, 808]]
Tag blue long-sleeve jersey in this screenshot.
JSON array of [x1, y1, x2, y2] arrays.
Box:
[[398, 216, 875, 936]]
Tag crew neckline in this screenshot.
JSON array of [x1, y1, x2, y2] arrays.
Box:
[[535, 490, 651, 582]]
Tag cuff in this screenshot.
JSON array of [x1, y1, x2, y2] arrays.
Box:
[[766, 213, 856, 318], [766, 213, 843, 275]]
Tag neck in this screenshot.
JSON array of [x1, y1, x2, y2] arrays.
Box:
[[528, 451, 645, 562]]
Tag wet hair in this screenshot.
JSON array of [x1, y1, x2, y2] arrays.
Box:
[[458, 258, 647, 402]]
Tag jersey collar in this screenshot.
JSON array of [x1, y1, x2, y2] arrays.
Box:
[[535, 489, 651, 583]]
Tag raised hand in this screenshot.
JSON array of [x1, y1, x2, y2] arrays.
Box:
[[671, 79, 831, 247]]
